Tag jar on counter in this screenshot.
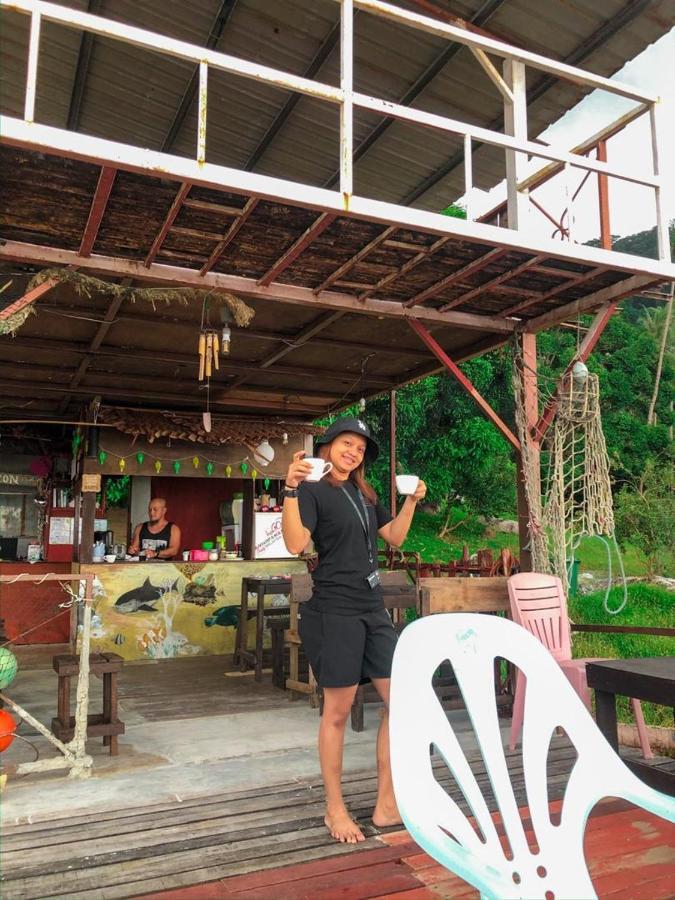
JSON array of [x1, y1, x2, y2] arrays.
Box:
[[208, 549, 219, 561]]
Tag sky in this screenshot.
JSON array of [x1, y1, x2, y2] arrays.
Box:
[[460, 27, 675, 243]]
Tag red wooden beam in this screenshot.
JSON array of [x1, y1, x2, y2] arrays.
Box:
[[0, 279, 58, 321], [440, 254, 546, 312], [532, 299, 618, 442], [405, 247, 508, 308], [407, 318, 520, 450], [257, 213, 336, 287], [144, 182, 191, 268], [200, 198, 258, 276], [502, 265, 608, 317], [79, 166, 116, 257]]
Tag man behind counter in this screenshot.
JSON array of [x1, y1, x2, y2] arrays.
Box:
[[128, 497, 181, 560]]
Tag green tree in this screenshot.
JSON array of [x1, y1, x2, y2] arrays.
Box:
[[615, 460, 674, 577]]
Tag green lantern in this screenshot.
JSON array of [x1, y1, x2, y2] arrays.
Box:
[[98, 450, 107, 466], [264, 478, 271, 491], [240, 461, 248, 475], [136, 451, 145, 465], [173, 460, 181, 475], [205, 461, 214, 476]]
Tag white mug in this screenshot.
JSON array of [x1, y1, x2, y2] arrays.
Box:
[[304, 457, 334, 482], [396, 474, 419, 495]]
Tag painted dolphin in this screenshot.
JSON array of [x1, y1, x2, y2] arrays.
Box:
[[115, 577, 178, 614]]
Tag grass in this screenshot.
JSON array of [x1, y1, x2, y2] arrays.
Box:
[[569, 584, 674, 728]]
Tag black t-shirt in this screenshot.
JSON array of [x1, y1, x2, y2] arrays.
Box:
[[298, 479, 393, 614]]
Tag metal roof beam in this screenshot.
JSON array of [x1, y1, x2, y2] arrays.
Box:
[[402, 0, 654, 206], [65, 0, 102, 131], [161, 0, 239, 152]]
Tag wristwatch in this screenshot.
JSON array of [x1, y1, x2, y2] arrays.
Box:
[[282, 485, 299, 498]]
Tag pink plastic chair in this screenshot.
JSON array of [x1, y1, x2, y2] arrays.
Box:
[[508, 572, 652, 758]]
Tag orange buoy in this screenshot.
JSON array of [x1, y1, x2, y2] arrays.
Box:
[[0, 709, 16, 752]]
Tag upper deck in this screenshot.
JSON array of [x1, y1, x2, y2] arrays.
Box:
[[0, 0, 673, 416]]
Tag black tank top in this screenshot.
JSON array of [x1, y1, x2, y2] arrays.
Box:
[[139, 521, 174, 556]]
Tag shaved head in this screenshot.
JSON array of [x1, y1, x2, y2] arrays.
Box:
[[148, 497, 167, 523]]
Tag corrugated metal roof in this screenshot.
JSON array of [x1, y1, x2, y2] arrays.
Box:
[[0, 0, 672, 212]]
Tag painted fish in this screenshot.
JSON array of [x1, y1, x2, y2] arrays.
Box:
[[115, 577, 178, 614], [204, 605, 245, 628], [113, 633, 125, 645]]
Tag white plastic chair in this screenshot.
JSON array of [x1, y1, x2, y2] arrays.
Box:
[[389, 613, 675, 900]]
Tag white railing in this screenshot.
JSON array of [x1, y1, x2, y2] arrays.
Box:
[[2, 0, 671, 262]]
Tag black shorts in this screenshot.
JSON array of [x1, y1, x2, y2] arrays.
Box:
[[298, 605, 398, 688]]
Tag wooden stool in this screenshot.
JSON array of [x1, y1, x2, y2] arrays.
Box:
[[235, 576, 291, 682], [51, 652, 125, 756]]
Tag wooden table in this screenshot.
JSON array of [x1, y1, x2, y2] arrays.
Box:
[[235, 576, 291, 681], [586, 657, 675, 795]]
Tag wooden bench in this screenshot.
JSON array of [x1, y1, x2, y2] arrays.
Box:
[[51, 652, 125, 756]]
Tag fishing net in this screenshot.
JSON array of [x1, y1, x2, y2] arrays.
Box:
[[513, 351, 619, 602]]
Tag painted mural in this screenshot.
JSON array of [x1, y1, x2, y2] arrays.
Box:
[[81, 560, 306, 660]]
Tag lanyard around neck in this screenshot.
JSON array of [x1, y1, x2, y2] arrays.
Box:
[[340, 484, 374, 566]]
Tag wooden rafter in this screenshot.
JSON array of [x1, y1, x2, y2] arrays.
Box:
[[56, 283, 129, 414], [257, 311, 345, 369], [79, 166, 116, 257], [313, 226, 396, 294], [200, 198, 258, 276], [502, 265, 608, 317], [144, 183, 191, 267], [0, 376, 331, 413], [440, 254, 546, 312], [405, 247, 508, 308], [359, 236, 450, 302], [5, 335, 396, 388], [524, 274, 659, 334], [407, 318, 520, 450], [0, 279, 58, 321], [258, 214, 336, 287]]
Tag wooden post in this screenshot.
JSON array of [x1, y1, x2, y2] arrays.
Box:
[[79, 490, 96, 565], [596, 140, 612, 251], [503, 58, 529, 231], [389, 389, 397, 516], [516, 332, 539, 572]]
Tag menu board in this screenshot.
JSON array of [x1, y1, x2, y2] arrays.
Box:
[[49, 517, 73, 545]]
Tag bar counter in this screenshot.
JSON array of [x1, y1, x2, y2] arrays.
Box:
[[81, 559, 306, 660]]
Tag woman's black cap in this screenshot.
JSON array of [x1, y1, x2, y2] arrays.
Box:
[[315, 416, 379, 462]]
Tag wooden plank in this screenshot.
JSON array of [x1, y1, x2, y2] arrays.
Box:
[[420, 576, 509, 613]]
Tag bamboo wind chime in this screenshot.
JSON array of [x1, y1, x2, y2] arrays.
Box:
[[198, 330, 221, 381]]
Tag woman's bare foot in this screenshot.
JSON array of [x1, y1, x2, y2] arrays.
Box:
[[324, 808, 366, 843], [372, 802, 402, 828]]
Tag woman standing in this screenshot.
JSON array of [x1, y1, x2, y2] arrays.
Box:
[[282, 416, 426, 844]]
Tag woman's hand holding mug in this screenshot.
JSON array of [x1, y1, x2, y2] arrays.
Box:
[[285, 451, 314, 488]]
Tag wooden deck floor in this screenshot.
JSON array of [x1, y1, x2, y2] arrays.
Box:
[[144, 801, 675, 900], [4, 738, 673, 900]]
